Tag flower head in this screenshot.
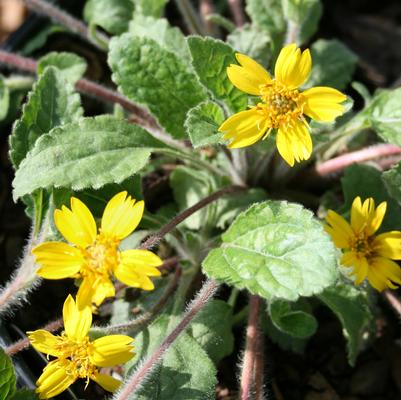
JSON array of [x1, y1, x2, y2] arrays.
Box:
[[325, 196, 401, 291], [28, 295, 134, 399], [219, 44, 347, 166], [33, 191, 162, 309]]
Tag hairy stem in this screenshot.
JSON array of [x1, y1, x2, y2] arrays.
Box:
[[315, 144, 401, 176], [228, 0, 245, 27], [139, 185, 246, 250], [240, 295, 261, 400], [384, 290, 401, 316], [23, 0, 109, 51], [174, 0, 206, 35], [254, 327, 265, 400], [5, 317, 63, 356], [114, 279, 219, 400], [285, 20, 300, 45]]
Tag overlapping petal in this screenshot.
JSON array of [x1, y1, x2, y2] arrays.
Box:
[[373, 231, 401, 260], [63, 295, 92, 340], [33, 242, 83, 279], [325, 210, 354, 245], [54, 198, 97, 248], [92, 373, 122, 392], [91, 335, 134, 367], [101, 191, 144, 240], [27, 330, 62, 358]]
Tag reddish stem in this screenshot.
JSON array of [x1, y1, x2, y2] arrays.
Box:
[[240, 295, 261, 400], [384, 290, 401, 316], [228, 0, 245, 27], [316, 144, 401, 176]]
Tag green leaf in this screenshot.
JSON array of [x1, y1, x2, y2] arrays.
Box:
[[297, 0, 322, 44], [9, 389, 39, 400], [269, 298, 317, 339], [12, 115, 167, 199], [190, 300, 234, 364], [0, 75, 10, 121], [245, 0, 285, 36], [340, 164, 401, 231], [0, 348, 16, 400], [129, 16, 190, 62], [130, 315, 217, 400], [109, 34, 207, 139], [185, 101, 224, 148], [305, 39, 357, 90], [362, 87, 401, 146], [84, 0, 134, 35], [283, 0, 319, 24], [188, 36, 247, 113], [383, 164, 401, 205], [318, 283, 372, 366], [9, 66, 83, 168], [37, 52, 87, 83], [227, 24, 272, 66], [133, 0, 168, 18], [203, 201, 338, 301]]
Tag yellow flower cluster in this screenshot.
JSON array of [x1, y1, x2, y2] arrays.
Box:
[[29, 191, 163, 398]]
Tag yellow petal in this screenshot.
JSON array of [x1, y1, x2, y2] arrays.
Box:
[[27, 330, 62, 357], [373, 231, 401, 260], [324, 225, 349, 248], [76, 277, 97, 310], [120, 249, 163, 269], [219, 108, 269, 149], [101, 192, 144, 240], [274, 44, 311, 88], [367, 201, 387, 236], [302, 86, 347, 122], [33, 242, 83, 279], [226, 53, 271, 95], [367, 266, 389, 292], [54, 198, 97, 248], [371, 257, 401, 286], [92, 372, 122, 392], [325, 210, 354, 244], [36, 360, 76, 399], [91, 335, 134, 367], [350, 197, 364, 233], [276, 121, 312, 166], [114, 262, 156, 291], [63, 294, 92, 340], [91, 279, 116, 307]]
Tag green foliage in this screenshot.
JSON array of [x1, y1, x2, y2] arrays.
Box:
[[203, 201, 338, 301], [0, 75, 10, 121], [109, 34, 207, 138], [129, 16, 190, 62], [188, 37, 248, 112], [339, 164, 401, 231], [190, 300, 234, 364], [133, 0, 168, 18], [0, 348, 16, 400], [12, 116, 167, 199], [269, 298, 318, 339], [9, 389, 39, 400], [318, 284, 372, 366], [37, 52, 87, 83], [84, 0, 134, 35], [245, 0, 285, 37], [185, 101, 224, 148], [305, 39, 357, 90], [227, 24, 272, 66], [130, 315, 217, 399], [9, 66, 82, 168]]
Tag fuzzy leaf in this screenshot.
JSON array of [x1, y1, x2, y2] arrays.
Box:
[[318, 284, 372, 366], [185, 101, 224, 148], [133, 0, 168, 18], [37, 52, 87, 83], [269, 299, 317, 339], [84, 0, 133, 35], [0, 348, 16, 400], [245, 0, 285, 36], [9, 66, 82, 168], [12, 116, 167, 199], [305, 39, 357, 90], [188, 36, 247, 113], [109, 34, 207, 138], [203, 201, 338, 301], [128, 315, 217, 400], [296, 0, 322, 44], [190, 300, 234, 364]]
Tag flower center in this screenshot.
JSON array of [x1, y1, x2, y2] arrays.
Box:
[[258, 81, 304, 128], [82, 233, 120, 278], [350, 232, 374, 258], [56, 335, 97, 380]]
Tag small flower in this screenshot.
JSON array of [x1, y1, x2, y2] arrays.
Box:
[[325, 196, 401, 291], [218, 44, 347, 166], [33, 191, 162, 309], [28, 295, 134, 399]]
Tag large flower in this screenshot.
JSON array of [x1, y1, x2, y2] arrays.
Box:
[[33, 191, 162, 309], [218, 43, 347, 166], [325, 196, 401, 291], [28, 295, 134, 399]]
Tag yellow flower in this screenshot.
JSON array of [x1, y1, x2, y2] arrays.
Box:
[[28, 295, 134, 399], [325, 196, 401, 291], [218, 43, 347, 166], [33, 191, 162, 309]]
